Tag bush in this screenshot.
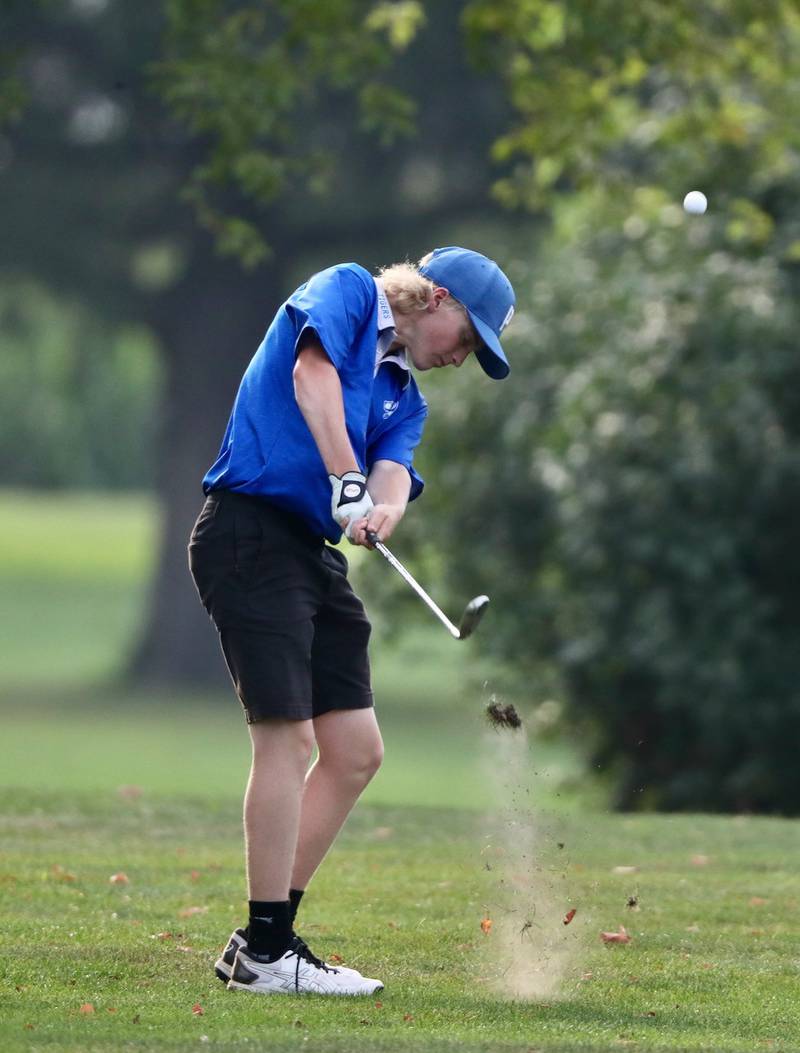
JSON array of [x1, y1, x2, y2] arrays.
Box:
[[418, 204, 800, 813]]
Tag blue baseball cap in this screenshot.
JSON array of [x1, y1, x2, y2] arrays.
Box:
[[419, 246, 515, 379]]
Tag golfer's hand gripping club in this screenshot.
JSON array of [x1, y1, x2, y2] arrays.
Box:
[[366, 530, 489, 641], [329, 471, 374, 542]]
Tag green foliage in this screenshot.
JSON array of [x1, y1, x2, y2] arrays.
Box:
[[0, 2, 34, 127], [421, 199, 800, 813], [0, 66, 25, 128], [0, 283, 163, 490], [464, 0, 800, 230], [155, 0, 422, 264], [371, 0, 800, 813]]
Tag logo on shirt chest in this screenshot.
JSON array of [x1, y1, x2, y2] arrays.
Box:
[[383, 400, 399, 420]]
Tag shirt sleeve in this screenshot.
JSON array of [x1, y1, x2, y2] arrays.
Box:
[[284, 265, 373, 371], [367, 400, 428, 502]]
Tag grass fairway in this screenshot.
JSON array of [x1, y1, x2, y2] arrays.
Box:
[[3, 790, 799, 1053], [2, 489, 800, 1052]]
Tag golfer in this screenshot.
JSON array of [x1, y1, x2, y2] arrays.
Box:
[[188, 246, 515, 996]]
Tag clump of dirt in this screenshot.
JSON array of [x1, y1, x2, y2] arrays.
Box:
[[486, 697, 522, 731]]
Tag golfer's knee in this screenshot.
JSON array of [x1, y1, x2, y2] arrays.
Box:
[[322, 738, 383, 787], [358, 739, 384, 784], [250, 717, 316, 771]]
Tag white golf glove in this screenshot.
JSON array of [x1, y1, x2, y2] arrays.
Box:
[[329, 471, 374, 541]]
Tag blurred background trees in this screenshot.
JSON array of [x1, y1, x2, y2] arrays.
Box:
[[2, 0, 800, 812], [0, 0, 514, 683]]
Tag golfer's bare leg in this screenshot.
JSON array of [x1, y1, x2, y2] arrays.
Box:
[[290, 708, 383, 891], [244, 717, 315, 900]]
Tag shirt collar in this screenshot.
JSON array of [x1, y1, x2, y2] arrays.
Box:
[[374, 278, 410, 383]]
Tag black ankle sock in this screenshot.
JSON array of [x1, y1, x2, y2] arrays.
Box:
[[289, 888, 305, 926], [247, 900, 292, 960]]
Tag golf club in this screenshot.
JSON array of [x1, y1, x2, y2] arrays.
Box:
[[366, 530, 489, 640]]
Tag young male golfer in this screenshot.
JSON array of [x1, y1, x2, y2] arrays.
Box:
[[188, 247, 515, 996]]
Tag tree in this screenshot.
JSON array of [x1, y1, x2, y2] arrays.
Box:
[[414, 1, 800, 811], [0, 0, 514, 684]]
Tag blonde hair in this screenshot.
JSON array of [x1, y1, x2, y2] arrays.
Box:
[[377, 255, 467, 317]]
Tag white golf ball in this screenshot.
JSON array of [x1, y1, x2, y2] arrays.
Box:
[[683, 190, 707, 215]]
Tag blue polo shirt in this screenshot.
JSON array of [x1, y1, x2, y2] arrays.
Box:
[[202, 263, 428, 542]]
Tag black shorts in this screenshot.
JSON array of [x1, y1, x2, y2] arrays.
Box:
[[188, 491, 373, 723]]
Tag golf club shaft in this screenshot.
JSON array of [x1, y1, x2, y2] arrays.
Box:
[[366, 532, 460, 638]]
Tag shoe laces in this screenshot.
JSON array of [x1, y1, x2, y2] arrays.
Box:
[[291, 935, 338, 973]]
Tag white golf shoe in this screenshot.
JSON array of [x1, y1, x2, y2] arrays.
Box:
[[214, 929, 371, 984], [227, 942, 384, 996], [214, 928, 247, 983]]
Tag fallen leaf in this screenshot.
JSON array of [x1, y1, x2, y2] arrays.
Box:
[[179, 906, 208, 918], [749, 897, 768, 906], [374, 1001, 383, 1009], [189, 870, 202, 882], [480, 917, 493, 935], [109, 872, 129, 885], [686, 924, 700, 933], [24, 1024, 34, 1030], [563, 908, 577, 926], [612, 866, 638, 875], [329, 953, 344, 964], [403, 1013, 414, 1022], [51, 865, 77, 883], [177, 945, 194, 952], [153, 932, 173, 940], [107, 1007, 118, 1014], [117, 785, 142, 800], [600, 926, 631, 944], [192, 1003, 204, 1016], [79, 1003, 95, 1014], [691, 855, 711, 866], [373, 827, 393, 839]]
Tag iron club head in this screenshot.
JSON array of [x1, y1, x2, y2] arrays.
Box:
[[457, 595, 489, 640]]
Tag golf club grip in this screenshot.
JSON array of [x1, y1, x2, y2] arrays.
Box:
[[365, 531, 460, 638]]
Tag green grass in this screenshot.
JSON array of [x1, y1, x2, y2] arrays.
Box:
[[0, 688, 588, 812], [0, 490, 156, 686], [2, 792, 799, 1052], [2, 488, 800, 1051]]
